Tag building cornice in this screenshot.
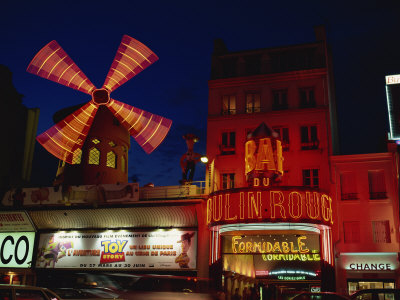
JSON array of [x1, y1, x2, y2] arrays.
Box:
[[208, 68, 327, 89]]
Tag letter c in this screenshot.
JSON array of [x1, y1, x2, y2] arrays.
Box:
[[349, 263, 355, 270], [1, 236, 14, 264]]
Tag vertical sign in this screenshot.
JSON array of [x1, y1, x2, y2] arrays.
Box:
[[386, 74, 400, 141]]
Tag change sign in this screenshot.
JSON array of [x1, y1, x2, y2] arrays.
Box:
[[0, 232, 35, 268]]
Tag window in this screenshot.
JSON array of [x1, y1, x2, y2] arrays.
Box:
[[88, 147, 100, 165], [108, 141, 116, 147], [302, 169, 319, 188], [272, 90, 288, 110], [372, 220, 391, 243], [300, 125, 319, 150], [92, 138, 100, 144], [246, 93, 261, 113], [340, 172, 358, 200], [222, 173, 235, 189], [16, 289, 47, 300], [72, 148, 82, 165], [106, 151, 116, 168], [222, 95, 236, 115], [299, 88, 316, 108], [221, 131, 235, 155], [368, 170, 387, 199], [343, 221, 361, 243], [273, 127, 289, 151], [121, 155, 126, 173]]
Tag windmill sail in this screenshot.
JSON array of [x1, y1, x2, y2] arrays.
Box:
[[27, 35, 171, 163], [103, 35, 159, 92], [107, 99, 172, 154], [27, 41, 96, 95]]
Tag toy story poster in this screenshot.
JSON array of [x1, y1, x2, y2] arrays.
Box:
[[36, 230, 197, 269]]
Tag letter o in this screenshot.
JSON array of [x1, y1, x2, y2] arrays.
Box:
[[15, 236, 29, 265], [109, 243, 118, 253]]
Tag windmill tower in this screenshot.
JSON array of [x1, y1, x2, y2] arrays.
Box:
[[27, 35, 172, 186]]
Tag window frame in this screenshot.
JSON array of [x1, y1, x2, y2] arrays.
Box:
[[343, 221, 361, 243], [302, 168, 319, 188], [300, 125, 319, 150], [272, 126, 290, 151], [221, 95, 236, 115], [221, 173, 235, 190], [299, 87, 316, 108], [88, 147, 100, 165], [220, 131, 236, 155], [245, 92, 261, 113], [272, 89, 288, 110]]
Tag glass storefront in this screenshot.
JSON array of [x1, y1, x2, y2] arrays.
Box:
[[348, 280, 395, 294]]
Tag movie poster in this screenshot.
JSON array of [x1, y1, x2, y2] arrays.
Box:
[[36, 230, 197, 270]]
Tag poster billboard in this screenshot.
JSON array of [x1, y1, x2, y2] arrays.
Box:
[[0, 232, 35, 268], [386, 74, 400, 141], [36, 230, 197, 270]]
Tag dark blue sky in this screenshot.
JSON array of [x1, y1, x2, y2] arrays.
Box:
[[2, 0, 400, 187]]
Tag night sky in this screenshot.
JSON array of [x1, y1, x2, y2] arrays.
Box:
[[2, 1, 400, 187]]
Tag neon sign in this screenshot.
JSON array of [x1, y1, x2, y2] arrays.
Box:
[[223, 234, 321, 262], [207, 187, 333, 226], [386, 74, 400, 85], [231, 235, 310, 254]]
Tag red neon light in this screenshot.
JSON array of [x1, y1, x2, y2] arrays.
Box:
[[36, 102, 98, 163], [102, 35, 159, 92], [27, 36, 171, 162], [206, 187, 333, 227], [27, 41, 95, 95]]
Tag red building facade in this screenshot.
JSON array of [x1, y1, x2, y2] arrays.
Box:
[[331, 151, 400, 294], [205, 26, 339, 296]]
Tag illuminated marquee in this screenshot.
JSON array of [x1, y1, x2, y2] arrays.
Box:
[[245, 137, 284, 187], [207, 187, 333, 226], [385, 74, 400, 140]]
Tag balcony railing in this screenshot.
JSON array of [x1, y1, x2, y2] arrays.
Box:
[[301, 140, 319, 150], [370, 191, 387, 200], [139, 181, 206, 200], [341, 193, 358, 200], [221, 109, 236, 115]]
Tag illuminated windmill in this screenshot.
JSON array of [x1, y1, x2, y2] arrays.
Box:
[[27, 35, 172, 185]]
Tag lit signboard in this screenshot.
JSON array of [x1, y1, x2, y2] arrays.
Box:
[[385, 74, 400, 140], [0, 211, 35, 232], [222, 234, 321, 279], [207, 187, 333, 226], [245, 137, 284, 187], [36, 230, 197, 270], [339, 252, 399, 271], [0, 232, 35, 268]]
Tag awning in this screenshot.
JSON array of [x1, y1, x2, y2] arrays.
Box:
[[28, 205, 198, 230]]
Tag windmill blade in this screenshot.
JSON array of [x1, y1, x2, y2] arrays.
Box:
[[107, 99, 171, 154], [37, 102, 99, 163], [27, 40, 96, 95], [102, 35, 159, 92]]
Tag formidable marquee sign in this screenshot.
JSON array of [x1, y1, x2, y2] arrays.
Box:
[[222, 234, 321, 279], [36, 230, 197, 270], [207, 187, 333, 226]]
